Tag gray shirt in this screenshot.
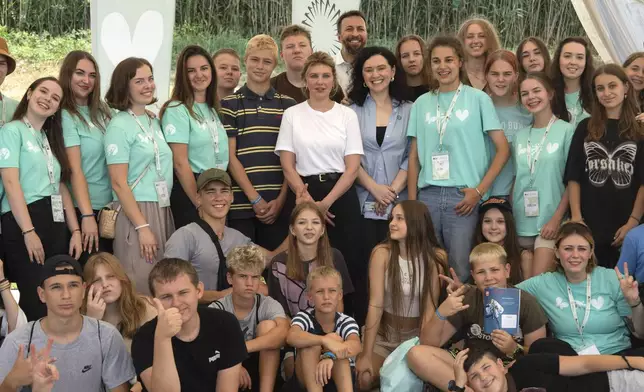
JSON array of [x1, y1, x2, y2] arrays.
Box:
[[0, 316, 135, 391], [164, 223, 252, 290], [209, 293, 286, 341]]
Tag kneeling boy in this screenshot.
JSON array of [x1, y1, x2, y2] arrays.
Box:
[[286, 266, 361, 392], [210, 245, 289, 392], [407, 243, 548, 391]]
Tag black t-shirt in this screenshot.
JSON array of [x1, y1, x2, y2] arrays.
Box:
[[564, 118, 644, 244], [508, 353, 609, 392], [131, 308, 248, 392], [270, 72, 345, 104], [410, 84, 429, 102]]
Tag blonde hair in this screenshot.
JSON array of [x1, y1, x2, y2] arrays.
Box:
[[554, 221, 598, 273], [300, 51, 340, 98], [306, 266, 342, 291], [227, 245, 264, 275], [457, 18, 501, 58], [245, 34, 279, 62], [469, 243, 507, 266]]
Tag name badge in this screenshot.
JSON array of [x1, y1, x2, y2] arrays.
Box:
[[432, 151, 450, 181], [523, 190, 539, 217], [577, 344, 600, 356], [155, 180, 171, 208], [364, 201, 393, 216], [51, 194, 65, 223]]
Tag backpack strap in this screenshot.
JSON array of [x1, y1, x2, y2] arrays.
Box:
[[194, 218, 229, 290], [26, 318, 42, 355], [255, 293, 261, 326]]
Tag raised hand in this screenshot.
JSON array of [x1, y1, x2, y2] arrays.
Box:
[[31, 339, 59, 392], [615, 263, 641, 306], [452, 348, 469, 389], [439, 267, 464, 294], [437, 284, 470, 318], [153, 298, 183, 340], [85, 284, 106, 320], [491, 329, 518, 356]]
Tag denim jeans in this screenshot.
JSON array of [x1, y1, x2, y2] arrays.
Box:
[[418, 186, 479, 281]]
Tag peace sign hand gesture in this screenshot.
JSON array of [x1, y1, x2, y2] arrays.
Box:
[[615, 263, 641, 307], [31, 340, 59, 392], [439, 267, 464, 294], [5, 339, 56, 389]]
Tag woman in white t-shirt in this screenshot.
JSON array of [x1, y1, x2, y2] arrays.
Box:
[[275, 51, 364, 314]]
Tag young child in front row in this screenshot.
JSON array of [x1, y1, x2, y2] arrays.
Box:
[[210, 245, 290, 392], [407, 243, 549, 391], [286, 266, 361, 392]]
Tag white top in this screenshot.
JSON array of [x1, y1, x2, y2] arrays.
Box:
[[0, 307, 28, 337], [275, 101, 364, 176], [383, 256, 423, 318], [334, 50, 353, 94]]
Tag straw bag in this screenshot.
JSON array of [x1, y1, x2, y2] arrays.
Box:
[[98, 164, 151, 239]]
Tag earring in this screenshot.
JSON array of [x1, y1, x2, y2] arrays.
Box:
[[363, 82, 367, 88], [391, 76, 395, 82]]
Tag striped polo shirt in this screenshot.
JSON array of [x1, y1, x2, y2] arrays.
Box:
[[220, 85, 296, 219]]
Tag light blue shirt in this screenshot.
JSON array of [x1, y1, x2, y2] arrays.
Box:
[[487, 104, 533, 196], [565, 91, 590, 128], [617, 224, 644, 282], [351, 97, 411, 220]]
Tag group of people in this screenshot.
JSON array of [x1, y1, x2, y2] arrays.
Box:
[[0, 7, 643, 392]]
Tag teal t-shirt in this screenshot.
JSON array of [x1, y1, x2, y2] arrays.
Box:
[[511, 119, 574, 236], [565, 91, 590, 128], [0, 121, 62, 213], [104, 111, 173, 203], [161, 101, 229, 173], [62, 107, 112, 210], [0, 94, 19, 126], [487, 104, 533, 196], [517, 267, 632, 354], [407, 85, 502, 189]]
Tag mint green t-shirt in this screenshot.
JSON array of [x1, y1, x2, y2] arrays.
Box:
[[565, 91, 590, 128], [104, 111, 173, 203], [161, 101, 228, 173], [517, 267, 632, 354], [511, 119, 574, 236], [62, 107, 112, 209], [0, 121, 62, 213], [488, 104, 533, 196], [407, 85, 503, 189], [0, 94, 19, 126]]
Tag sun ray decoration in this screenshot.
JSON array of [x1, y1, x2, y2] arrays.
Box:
[[301, 0, 342, 55]]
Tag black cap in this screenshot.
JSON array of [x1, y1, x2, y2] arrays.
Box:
[[40, 255, 84, 286], [479, 197, 513, 215]]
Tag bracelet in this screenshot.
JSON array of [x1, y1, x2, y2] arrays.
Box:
[[435, 308, 447, 321], [81, 213, 95, 219], [622, 355, 635, 371], [320, 351, 337, 361], [630, 215, 640, 224], [22, 227, 35, 236], [135, 223, 150, 231], [72, 228, 81, 234], [250, 194, 263, 205], [0, 278, 8, 285], [631, 299, 642, 308], [475, 187, 482, 198]]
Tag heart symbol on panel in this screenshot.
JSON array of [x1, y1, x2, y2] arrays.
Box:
[[547, 142, 559, 154], [455, 109, 469, 122], [591, 296, 604, 310], [100, 11, 164, 66]]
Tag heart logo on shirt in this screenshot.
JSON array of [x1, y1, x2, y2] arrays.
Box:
[[0, 148, 9, 160], [591, 296, 604, 310], [547, 142, 559, 154], [425, 113, 437, 124], [455, 109, 469, 122], [164, 124, 176, 135], [106, 144, 119, 156], [555, 297, 569, 309]]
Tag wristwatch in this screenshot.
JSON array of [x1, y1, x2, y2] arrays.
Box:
[[448, 380, 466, 392]]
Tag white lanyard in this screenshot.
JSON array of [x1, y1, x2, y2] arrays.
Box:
[[526, 116, 556, 181], [435, 83, 463, 150], [23, 117, 57, 190], [1, 93, 7, 125], [201, 108, 221, 159], [566, 274, 592, 343], [128, 110, 163, 178]]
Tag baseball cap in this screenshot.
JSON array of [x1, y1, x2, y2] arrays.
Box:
[[0, 37, 16, 75], [40, 255, 84, 286], [479, 197, 512, 215], [196, 168, 232, 191]]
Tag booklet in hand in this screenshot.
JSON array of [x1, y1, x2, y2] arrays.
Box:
[[483, 287, 521, 335]]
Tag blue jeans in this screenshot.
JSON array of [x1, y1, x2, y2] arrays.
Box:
[[418, 186, 479, 281]]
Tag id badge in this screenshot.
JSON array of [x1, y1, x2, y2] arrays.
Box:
[[523, 190, 539, 217], [364, 201, 393, 216], [51, 194, 65, 222], [155, 180, 171, 208], [432, 151, 450, 181], [577, 344, 600, 356]]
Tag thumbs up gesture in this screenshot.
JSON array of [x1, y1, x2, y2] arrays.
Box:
[[153, 298, 183, 340]]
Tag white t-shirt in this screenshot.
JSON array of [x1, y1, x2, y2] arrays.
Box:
[[0, 307, 27, 337], [275, 101, 364, 176]]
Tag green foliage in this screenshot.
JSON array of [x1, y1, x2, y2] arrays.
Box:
[[0, 26, 91, 63]]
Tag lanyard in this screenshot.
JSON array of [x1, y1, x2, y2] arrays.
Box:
[[566, 274, 592, 343], [23, 117, 57, 191], [200, 108, 222, 161], [1, 93, 6, 125], [128, 110, 163, 179], [526, 116, 556, 184], [435, 83, 463, 150]]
